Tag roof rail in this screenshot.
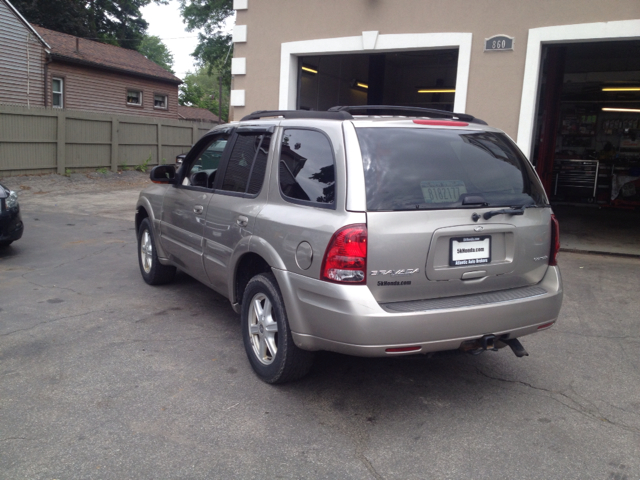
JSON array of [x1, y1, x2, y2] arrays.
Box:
[[328, 105, 487, 125], [240, 110, 353, 121]]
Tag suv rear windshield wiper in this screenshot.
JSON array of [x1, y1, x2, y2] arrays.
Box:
[[482, 207, 525, 220]]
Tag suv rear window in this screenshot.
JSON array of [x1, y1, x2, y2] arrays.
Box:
[[356, 128, 547, 211]]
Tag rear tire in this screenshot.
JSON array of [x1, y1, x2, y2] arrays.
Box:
[[241, 273, 314, 384], [137, 217, 176, 285]]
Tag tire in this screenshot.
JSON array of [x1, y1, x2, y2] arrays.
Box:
[[241, 273, 314, 384], [137, 217, 176, 285], [0, 240, 12, 248]]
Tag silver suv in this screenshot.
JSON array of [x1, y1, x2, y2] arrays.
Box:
[[135, 106, 563, 383]]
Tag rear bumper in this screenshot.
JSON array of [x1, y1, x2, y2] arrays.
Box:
[[0, 206, 23, 244], [273, 266, 563, 357]]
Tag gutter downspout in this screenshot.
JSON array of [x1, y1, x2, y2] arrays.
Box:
[[26, 32, 30, 108]]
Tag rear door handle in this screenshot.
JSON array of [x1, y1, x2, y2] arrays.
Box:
[[236, 215, 249, 227], [193, 205, 204, 215]]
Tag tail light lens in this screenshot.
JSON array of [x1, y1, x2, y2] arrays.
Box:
[[321, 224, 367, 284], [549, 214, 560, 266]]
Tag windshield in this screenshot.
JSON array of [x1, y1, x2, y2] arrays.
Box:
[[356, 128, 547, 211]]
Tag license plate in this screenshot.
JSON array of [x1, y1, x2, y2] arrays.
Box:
[[420, 180, 467, 204], [450, 236, 491, 266]]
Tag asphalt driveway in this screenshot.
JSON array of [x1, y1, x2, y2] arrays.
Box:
[[1, 174, 639, 479]]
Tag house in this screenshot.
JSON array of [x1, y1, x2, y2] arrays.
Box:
[[0, 0, 182, 118], [178, 105, 220, 123]]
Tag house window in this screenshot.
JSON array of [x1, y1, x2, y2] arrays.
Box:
[[154, 94, 168, 109], [52, 78, 63, 108], [127, 90, 142, 106]]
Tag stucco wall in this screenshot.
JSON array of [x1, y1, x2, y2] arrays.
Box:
[[231, 0, 640, 140]]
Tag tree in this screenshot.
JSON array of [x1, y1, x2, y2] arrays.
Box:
[[178, 0, 234, 87], [10, 0, 90, 38], [137, 35, 174, 72], [10, 0, 166, 50], [179, 66, 230, 122]]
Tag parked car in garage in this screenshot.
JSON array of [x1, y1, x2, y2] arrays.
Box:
[[0, 183, 23, 247], [135, 106, 563, 383]]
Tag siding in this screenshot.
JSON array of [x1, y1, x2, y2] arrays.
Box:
[[46, 62, 180, 119], [0, 1, 46, 107]]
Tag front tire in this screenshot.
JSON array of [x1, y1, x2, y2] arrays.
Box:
[[137, 217, 176, 285], [241, 273, 314, 384]]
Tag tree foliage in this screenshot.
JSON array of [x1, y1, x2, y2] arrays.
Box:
[[138, 35, 174, 72], [179, 66, 230, 122], [10, 0, 165, 50], [178, 0, 234, 87]]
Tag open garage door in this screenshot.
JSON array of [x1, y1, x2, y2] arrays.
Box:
[[532, 40, 640, 256], [296, 49, 458, 111]]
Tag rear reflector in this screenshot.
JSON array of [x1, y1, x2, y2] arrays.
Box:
[[537, 322, 555, 330], [413, 119, 469, 127], [385, 346, 422, 353], [549, 214, 560, 266]]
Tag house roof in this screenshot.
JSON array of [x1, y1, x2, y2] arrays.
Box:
[[32, 25, 182, 85], [178, 105, 221, 123], [3, 0, 50, 48]]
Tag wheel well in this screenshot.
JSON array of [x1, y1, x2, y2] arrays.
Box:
[[135, 207, 149, 233], [235, 253, 271, 305]]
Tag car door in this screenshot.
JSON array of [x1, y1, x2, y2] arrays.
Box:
[[203, 126, 274, 294], [159, 130, 232, 284]]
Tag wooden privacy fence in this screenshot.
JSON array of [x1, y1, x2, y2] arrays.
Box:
[[0, 104, 217, 177]]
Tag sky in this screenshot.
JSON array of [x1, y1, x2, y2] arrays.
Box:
[[140, 0, 235, 80]]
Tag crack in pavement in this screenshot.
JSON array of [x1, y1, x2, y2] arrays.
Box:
[[476, 367, 640, 435], [0, 309, 103, 337]]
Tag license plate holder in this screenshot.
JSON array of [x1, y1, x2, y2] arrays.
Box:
[[449, 236, 491, 266]]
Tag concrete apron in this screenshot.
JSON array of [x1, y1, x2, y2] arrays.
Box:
[[553, 205, 640, 258]]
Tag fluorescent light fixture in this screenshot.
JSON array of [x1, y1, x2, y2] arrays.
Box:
[[602, 107, 640, 113], [301, 65, 318, 74], [418, 88, 456, 93], [602, 87, 640, 92], [350, 79, 369, 91]]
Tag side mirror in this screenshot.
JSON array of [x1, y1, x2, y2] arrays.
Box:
[[149, 164, 177, 184]]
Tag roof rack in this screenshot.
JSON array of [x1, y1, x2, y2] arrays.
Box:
[[240, 110, 353, 121], [240, 106, 487, 125], [328, 105, 487, 125]]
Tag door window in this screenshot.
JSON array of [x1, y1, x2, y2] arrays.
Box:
[[279, 129, 335, 206], [183, 134, 229, 188], [220, 133, 271, 195]]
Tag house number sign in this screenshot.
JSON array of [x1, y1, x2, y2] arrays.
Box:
[[484, 35, 514, 52]]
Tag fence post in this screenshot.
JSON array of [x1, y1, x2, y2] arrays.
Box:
[[56, 111, 66, 175], [192, 124, 198, 144], [157, 122, 162, 166], [111, 118, 119, 172]]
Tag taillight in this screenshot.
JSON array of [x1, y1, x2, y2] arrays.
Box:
[[321, 224, 367, 284], [549, 214, 560, 266]]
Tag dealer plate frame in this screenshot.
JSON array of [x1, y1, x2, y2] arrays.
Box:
[[449, 235, 491, 267]]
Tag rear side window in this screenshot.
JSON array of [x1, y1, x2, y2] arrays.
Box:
[[279, 129, 335, 206], [221, 133, 271, 194], [356, 128, 547, 211]]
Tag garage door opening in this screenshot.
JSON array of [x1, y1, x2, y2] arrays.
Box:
[[296, 49, 459, 112], [531, 39, 640, 255]]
